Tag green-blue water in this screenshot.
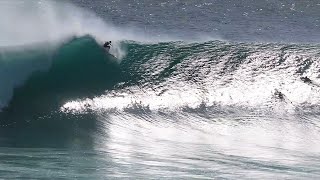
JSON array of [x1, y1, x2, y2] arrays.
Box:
[[1, 0, 320, 179]]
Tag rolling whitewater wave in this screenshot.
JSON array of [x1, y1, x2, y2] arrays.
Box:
[[0, 35, 121, 146], [62, 41, 320, 114], [1, 35, 320, 149], [0, 36, 120, 118], [2, 38, 320, 115]]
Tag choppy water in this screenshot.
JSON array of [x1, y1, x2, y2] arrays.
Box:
[[0, 0, 320, 179]]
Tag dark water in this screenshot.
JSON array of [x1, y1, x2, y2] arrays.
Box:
[[72, 0, 320, 42], [0, 0, 320, 179]]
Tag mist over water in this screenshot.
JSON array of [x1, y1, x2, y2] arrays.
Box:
[[0, 0, 140, 46], [1, 0, 320, 179]]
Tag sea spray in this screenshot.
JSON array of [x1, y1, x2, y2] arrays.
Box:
[[0, 0, 127, 109]]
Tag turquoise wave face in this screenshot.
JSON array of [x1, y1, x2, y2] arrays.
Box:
[[1, 36, 320, 147], [0, 36, 120, 123]]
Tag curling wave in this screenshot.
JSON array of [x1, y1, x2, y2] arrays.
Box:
[[63, 41, 320, 114], [0, 36, 120, 121]]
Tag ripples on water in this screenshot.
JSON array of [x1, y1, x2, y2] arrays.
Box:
[[1, 107, 320, 179]]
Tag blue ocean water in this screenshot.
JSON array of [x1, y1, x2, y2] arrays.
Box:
[[71, 0, 320, 42], [0, 0, 320, 179]]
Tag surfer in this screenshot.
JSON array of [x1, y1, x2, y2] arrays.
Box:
[[103, 41, 112, 52], [274, 89, 285, 101], [301, 76, 312, 84]]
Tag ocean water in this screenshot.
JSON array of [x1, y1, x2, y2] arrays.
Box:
[[1, 0, 320, 179]]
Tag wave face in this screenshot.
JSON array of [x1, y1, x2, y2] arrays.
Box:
[[2, 36, 119, 107], [2, 38, 320, 142], [63, 41, 320, 113], [2, 39, 320, 125], [0, 36, 120, 132]]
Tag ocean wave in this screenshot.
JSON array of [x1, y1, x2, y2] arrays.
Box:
[[0, 35, 120, 121], [63, 41, 320, 115], [1, 36, 320, 127]]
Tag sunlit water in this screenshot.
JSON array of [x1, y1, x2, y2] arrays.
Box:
[[1, 110, 320, 179]]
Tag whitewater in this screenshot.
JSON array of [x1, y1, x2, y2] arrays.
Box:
[[1, 0, 320, 179]]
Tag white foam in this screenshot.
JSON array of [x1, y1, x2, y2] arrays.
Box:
[[0, 1, 120, 45]]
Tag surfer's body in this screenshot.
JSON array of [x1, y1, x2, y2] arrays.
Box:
[[301, 76, 312, 84], [103, 41, 112, 52]]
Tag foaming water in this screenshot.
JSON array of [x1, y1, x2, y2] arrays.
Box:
[[97, 111, 320, 178], [62, 41, 320, 114], [52, 40, 320, 178], [54, 40, 320, 178], [12, 106, 314, 179], [1, 106, 320, 178]]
